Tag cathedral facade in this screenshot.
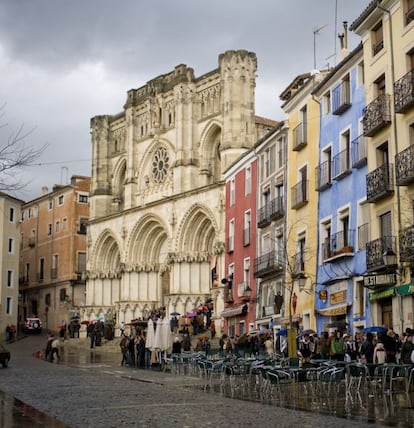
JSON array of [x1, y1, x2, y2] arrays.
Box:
[[84, 50, 271, 324]]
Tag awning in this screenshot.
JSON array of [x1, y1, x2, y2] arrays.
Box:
[[396, 283, 414, 296], [317, 304, 348, 316], [221, 305, 247, 318]]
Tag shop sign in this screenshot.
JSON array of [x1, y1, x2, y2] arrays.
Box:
[[330, 290, 347, 305], [396, 283, 414, 296], [369, 286, 395, 301], [363, 273, 397, 288]]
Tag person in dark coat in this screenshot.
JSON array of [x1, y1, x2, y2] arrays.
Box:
[[360, 332, 374, 364], [382, 330, 398, 363], [172, 337, 182, 354]]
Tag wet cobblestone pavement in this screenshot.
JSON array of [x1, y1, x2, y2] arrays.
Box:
[[0, 335, 413, 427]]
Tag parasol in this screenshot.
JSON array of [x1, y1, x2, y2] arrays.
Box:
[[170, 312, 181, 317], [186, 312, 199, 318], [276, 328, 288, 337], [361, 326, 388, 334]]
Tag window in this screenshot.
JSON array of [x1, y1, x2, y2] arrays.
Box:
[[78, 194, 89, 203], [45, 293, 51, 306], [55, 221, 60, 233], [245, 166, 251, 195], [358, 61, 365, 86], [324, 91, 331, 114], [375, 74, 386, 96], [28, 208, 32, 218], [79, 218, 88, 235], [48, 199, 53, 210], [372, 21, 384, 56], [339, 209, 350, 249], [39, 258, 45, 281], [405, 0, 414, 25], [8, 238, 14, 253], [52, 255, 59, 278], [7, 270, 13, 287], [296, 234, 306, 272], [354, 280, 365, 317], [20, 211, 24, 222], [59, 288, 67, 302], [25, 264, 30, 282], [321, 220, 332, 260], [58, 195, 64, 205], [277, 137, 285, 168], [6, 297, 12, 315], [62, 217, 67, 230], [9, 207, 15, 222], [230, 179, 235, 206], [243, 211, 251, 246], [47, 224, 52, 236], [77, 252, 86, 274], [243, 258, 250, 287], [358, 202, 370, 250], [228, 219, 235, 252], [379, 211, 392, 239]]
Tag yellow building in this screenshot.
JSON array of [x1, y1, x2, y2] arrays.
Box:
[[351, 0, 414, 333], [279, 72, 328, 333]]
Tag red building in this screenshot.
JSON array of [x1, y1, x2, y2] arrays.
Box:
[[222, 148, 257, 337]]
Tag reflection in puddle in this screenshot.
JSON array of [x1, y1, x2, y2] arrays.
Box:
[[0, 391, 69, 427]]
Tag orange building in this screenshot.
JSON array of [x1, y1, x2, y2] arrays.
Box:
[[19, 175, 90, 333]]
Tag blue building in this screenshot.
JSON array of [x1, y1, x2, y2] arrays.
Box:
[[313, 42, 368, 335]]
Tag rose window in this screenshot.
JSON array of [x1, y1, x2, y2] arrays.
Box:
[[152, 147, 170, 183]]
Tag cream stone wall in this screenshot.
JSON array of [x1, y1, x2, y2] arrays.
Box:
[[85, 50, 273, 324]]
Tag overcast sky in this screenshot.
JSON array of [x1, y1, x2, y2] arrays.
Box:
[[0, 0, 370, 201]]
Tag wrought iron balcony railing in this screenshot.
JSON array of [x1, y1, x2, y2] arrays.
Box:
[[333, 148, 351, 180], [372, 39, 384, 56], [257, 197, 284, 228], [400, 225, 414, 262], [366, 163, 394, 203], [394, 69, 414, 113], [363, 94, 391, 137], [292, 252, 305, 274], [332, 80, 351, 115], [321, 230, 355, 262], [223, 285, 234, 303], [351, 134, 367, 168], [315, 161, 332, 191], [291, 180, 308, 209], [254, 251, 284, 278], [366, 235, 396, 271], [395, 144, 414, 186], [406, 6, 414, 25], [292, 122, 307, 151]]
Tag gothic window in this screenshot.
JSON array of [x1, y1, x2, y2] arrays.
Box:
[[152, 147, 170, 183]]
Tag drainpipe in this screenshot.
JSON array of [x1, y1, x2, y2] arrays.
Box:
[[376, 1, 404, 332]]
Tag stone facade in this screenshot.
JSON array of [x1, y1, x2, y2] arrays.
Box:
[[85, 50, 275, 324]]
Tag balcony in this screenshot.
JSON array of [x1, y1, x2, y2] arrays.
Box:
[[257, 197, 284, 228], [395, 145, 414, 185], [333, 149, 351, 180], [291, 180, 308, 209], [332, 80, 351, 115], [351, 134, 367, 168], [315, 161, 332, 191], [372, 39, 384, 56], [292, 122, 307, 151], [254, 251, 283, 278], [237, 282, 252, 301], [394, 69, 414, 113], [321, 230, 355, 262], [366, 235, 396, 272], [28, 237, 36, 247], [400, 225, 414, 262], [292, 252, 305, 273], [363, 94, 391, 137], [406, 6, 414, 25], [366, 163, 394, 203]]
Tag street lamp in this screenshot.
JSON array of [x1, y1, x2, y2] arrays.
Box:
[[296, 273, 308, 292], [383, 249, 397, 267]]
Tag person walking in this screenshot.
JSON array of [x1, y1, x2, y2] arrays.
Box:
[[120, 335, 129, 366]]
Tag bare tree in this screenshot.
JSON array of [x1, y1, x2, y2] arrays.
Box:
[[0, 104, 47, 191]]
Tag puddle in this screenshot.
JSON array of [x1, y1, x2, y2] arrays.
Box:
[[0, 391, 69, 427]]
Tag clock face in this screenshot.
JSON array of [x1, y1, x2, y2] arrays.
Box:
[[152, 147, 170, 183]]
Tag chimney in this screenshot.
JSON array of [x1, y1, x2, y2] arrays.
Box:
[[338, 21, 349, 60], [41, 186, 49, 195]]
